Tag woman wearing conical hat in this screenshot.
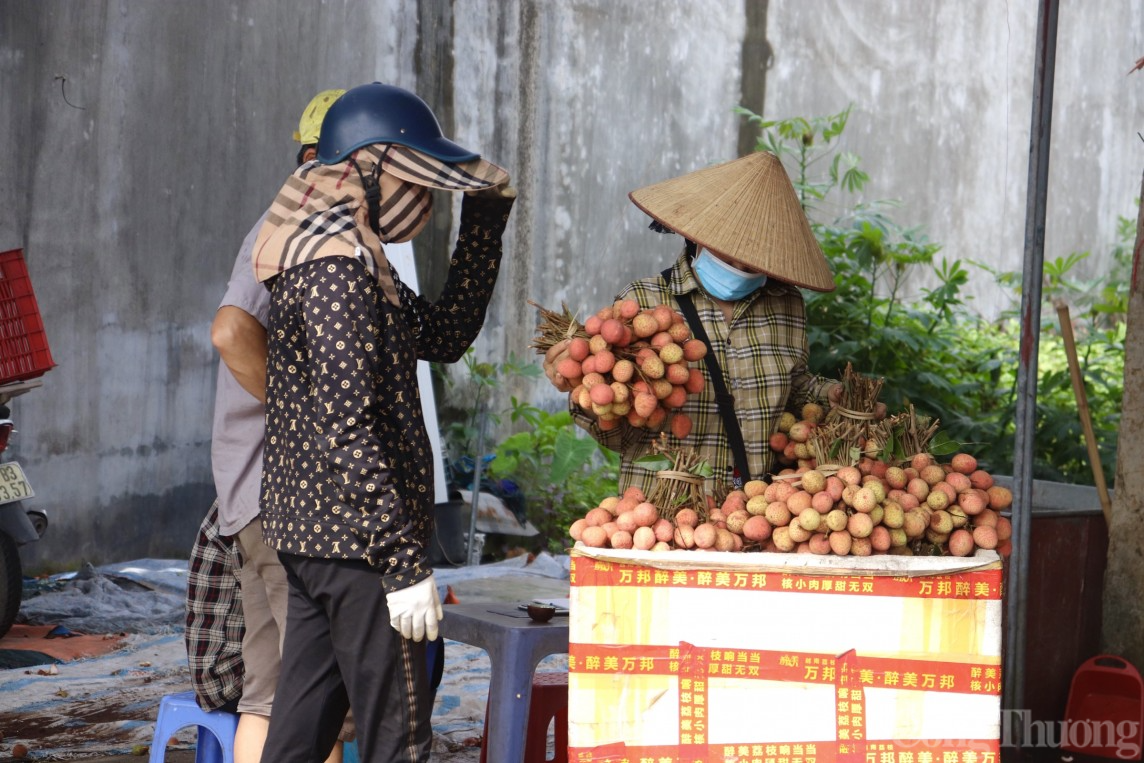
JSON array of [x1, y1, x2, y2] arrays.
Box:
[[544, 152, 872, 499]]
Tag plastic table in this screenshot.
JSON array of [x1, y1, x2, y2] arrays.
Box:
[[439, 602, 569, 763]]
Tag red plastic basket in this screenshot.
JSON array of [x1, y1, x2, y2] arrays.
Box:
[[0, 249, 57, 385], [1062, 654, 1144, 760]]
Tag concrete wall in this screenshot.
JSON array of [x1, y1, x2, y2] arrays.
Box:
[[0, 0, 744, 570], [0, 0, 426, 569], [765, 0, 1144, 310], [1, 1, 1140, 570]]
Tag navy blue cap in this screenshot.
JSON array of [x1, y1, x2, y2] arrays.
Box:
[[316, 83, 480, 165]]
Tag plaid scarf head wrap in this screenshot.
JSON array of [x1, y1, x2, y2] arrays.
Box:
[[252, 143, 508, 306]]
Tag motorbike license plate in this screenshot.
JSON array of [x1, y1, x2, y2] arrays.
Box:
[[0, 462, 35, 505]]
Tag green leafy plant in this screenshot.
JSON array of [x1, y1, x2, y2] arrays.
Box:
[[489, 410, 601, 485], [970, 233, 1131, 483], [435, 347, 543, 464], [487, 409, 619, 554], [435, 348, 619, 555], [736, 104, 869, 213]]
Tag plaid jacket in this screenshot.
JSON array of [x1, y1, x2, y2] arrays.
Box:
[[573, 250, 833, 497], [184, 500, 244, 712]]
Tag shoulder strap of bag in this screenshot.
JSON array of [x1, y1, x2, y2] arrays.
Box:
[[662, 268, 751, 489]]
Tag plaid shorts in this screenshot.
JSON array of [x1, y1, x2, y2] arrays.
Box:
[[184, 500, 244, 712]]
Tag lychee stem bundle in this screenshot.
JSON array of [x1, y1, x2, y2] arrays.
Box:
[[824, 362, 884, 425], [528, 300, 586, 354], [811, 363, 886, 466], [888, 404, 941, 462], [645, 436, 709, 522]]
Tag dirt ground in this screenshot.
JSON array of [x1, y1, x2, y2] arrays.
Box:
[[0, 560, 568, 762]]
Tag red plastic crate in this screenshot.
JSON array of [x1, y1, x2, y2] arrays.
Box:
[[0, 249, 57, 385]]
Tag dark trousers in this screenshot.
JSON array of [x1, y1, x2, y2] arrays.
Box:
[[260, 554, 432, 763]]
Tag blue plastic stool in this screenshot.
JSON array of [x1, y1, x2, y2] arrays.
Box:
[[150, 691, 239, 763]]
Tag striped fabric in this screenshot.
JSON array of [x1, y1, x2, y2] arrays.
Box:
[[571, 249, 835, 498], [251, 143, 507, 305], [252, 145, 402, 305], [382, 145, 508, 191]]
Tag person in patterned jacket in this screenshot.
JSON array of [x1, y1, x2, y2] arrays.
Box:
[[250, 82, 515, 763]]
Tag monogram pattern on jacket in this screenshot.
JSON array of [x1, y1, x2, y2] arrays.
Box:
[[260, 196, 513, 593]]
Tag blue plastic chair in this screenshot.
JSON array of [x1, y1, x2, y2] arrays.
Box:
[[149, 691, 238, 763]]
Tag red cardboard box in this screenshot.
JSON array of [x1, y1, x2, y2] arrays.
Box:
[[568, 548, 1003, 763]]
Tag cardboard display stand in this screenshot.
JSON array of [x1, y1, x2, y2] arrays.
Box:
[[568, 547, 1003, 763]]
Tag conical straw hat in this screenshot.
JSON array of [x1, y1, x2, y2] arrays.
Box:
[[628, 152, 835, 292]]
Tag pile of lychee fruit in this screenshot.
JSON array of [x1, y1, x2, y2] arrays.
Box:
[[767, 406, 825, 471], [569, 451, 1012, 559], [555, 299, 708, 438]]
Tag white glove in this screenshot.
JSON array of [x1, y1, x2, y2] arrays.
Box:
[[387, 575, 443, 642]]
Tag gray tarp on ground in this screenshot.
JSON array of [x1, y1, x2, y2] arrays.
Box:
[[18, 560, 190, 635], [17, 553, 570, 635]]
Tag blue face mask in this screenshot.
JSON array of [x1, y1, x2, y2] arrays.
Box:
[[692, 249, 768, 301]]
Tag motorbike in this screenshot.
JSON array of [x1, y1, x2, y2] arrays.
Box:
[[0, 379, 49, 638]]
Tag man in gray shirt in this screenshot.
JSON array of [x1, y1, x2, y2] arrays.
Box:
[[210, 89, 350, 763]]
